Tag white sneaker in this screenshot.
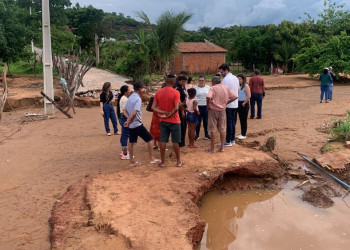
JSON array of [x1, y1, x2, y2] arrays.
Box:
[[237, 135, 246, 140], [224, 142, 233, 147], [121, 153, 130, 160]]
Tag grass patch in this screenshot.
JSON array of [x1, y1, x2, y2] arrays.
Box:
[[330, 110, 350, 142], [321, 143, 342, 153], [1, 60, 43, 77]]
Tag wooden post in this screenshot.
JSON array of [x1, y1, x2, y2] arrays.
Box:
[[95, 34, 100, 66], [40, 91, 72, 118], [0, 63, 8, 121]]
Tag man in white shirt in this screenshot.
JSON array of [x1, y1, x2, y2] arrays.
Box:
[[219, 64, 240, 146]]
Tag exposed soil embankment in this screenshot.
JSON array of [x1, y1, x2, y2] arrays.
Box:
[[50, 147, 285, 250]]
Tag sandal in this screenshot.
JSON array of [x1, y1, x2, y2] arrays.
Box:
[[129, 161, 141, 167], [158, 162, 166, 168], [158, 148, 168, 151], [189, 145, 198, 148], [107, 133, 112, 136], [176, 160, 185, 167], [218, 148, 225, 153], [150, 159, 161, 164]]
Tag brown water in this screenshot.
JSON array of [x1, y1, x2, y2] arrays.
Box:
[[198, 181, 350, 250]]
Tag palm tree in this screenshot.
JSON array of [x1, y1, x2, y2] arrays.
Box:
[[136, 10, 192, 73], [274, 41, 297, 73]]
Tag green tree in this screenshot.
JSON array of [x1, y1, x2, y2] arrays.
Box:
[[51, 26, 77, 55], [0, 0, 31, 63], [114, 42, 150, 81], [66, 4, 104, 63], [304, 0, 350, 38], [296, 32, 350, 76], [137, 10, 192, 73]]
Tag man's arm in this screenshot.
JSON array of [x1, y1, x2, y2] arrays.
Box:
[[206, 89, 213, 110], [152, 100, 171, 115], [166, 102, 179, 118], [261, 78, 265, 93], [227, 90, 238, 104], [124, 110, 137, 127], [206, 97, 211, 110]]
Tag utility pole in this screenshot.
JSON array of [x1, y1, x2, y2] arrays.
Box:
[[42, 0, 54, 115]]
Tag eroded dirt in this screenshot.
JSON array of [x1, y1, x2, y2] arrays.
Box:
[[50, 151, 284, 250], [1, 74, 350, 249]]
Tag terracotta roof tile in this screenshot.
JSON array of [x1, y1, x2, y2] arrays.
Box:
[[177, 42, 227, 53]]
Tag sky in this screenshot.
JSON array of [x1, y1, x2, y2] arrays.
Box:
[[71, 0, 350, 30]]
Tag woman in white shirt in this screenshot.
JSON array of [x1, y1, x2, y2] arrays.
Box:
[[194, 75, 211, 140], [117, 85, 131, 159]]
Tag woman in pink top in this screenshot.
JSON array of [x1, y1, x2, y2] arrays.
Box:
[[186, 88, 199, 148]]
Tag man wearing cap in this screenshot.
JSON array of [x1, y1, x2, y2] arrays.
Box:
[[124, 82, 160, 166]]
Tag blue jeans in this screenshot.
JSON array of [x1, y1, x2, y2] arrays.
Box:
[[226, 108, 237, 143], [250, 93, 263, 118], [196, 105, 209, 138], [103, 103, 118, 133], [328, 84, 333, 100], [320, 85, 330, 101], [118, 115, 129, 149]]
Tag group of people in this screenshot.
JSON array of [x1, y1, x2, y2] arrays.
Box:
[[319, 66, 335, 103], [99, 63, 266, 167]]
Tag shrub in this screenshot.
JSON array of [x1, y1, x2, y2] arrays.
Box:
[[330, 110, 350, 141], [114, 42, 150, 81]]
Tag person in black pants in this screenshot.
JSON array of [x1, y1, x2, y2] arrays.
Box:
[[235, 74, 251, 140], [176, 75, 188, 147], [195, 75, 211, 140], [99, 82, 119, 136]]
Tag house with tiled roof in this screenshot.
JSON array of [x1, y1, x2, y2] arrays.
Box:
[[170, 40, 227, 74]]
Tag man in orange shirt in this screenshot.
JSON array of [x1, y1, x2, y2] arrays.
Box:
[[206, 76, 237, 153], [152, 74, 184, 167]]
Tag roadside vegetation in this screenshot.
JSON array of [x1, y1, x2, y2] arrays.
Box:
[[331, 111, 350, 142], [1, 0, 350, 82]]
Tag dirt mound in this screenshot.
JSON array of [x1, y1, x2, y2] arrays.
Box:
[[301, 184, 341, 208], [50, 148, 285, 250]]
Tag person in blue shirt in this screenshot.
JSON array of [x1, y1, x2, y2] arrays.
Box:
[[319, 68, 332, 103], [124, 82, 160, 166]]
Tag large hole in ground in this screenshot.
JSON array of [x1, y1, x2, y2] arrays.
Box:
[[196, 173, 350, 250]]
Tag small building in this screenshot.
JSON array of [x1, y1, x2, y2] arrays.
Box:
[[170, 40, 227, 75]]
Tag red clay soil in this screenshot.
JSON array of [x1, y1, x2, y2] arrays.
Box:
[[1, 74, 350, 249], [50, 149, 284, 250]]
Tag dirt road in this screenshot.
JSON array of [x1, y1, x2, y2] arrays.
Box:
[[0, 79, 350, 249], [80, 67, 130, 92]]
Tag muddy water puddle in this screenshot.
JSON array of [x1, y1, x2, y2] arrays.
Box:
[[198, 181, 350, 250]]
